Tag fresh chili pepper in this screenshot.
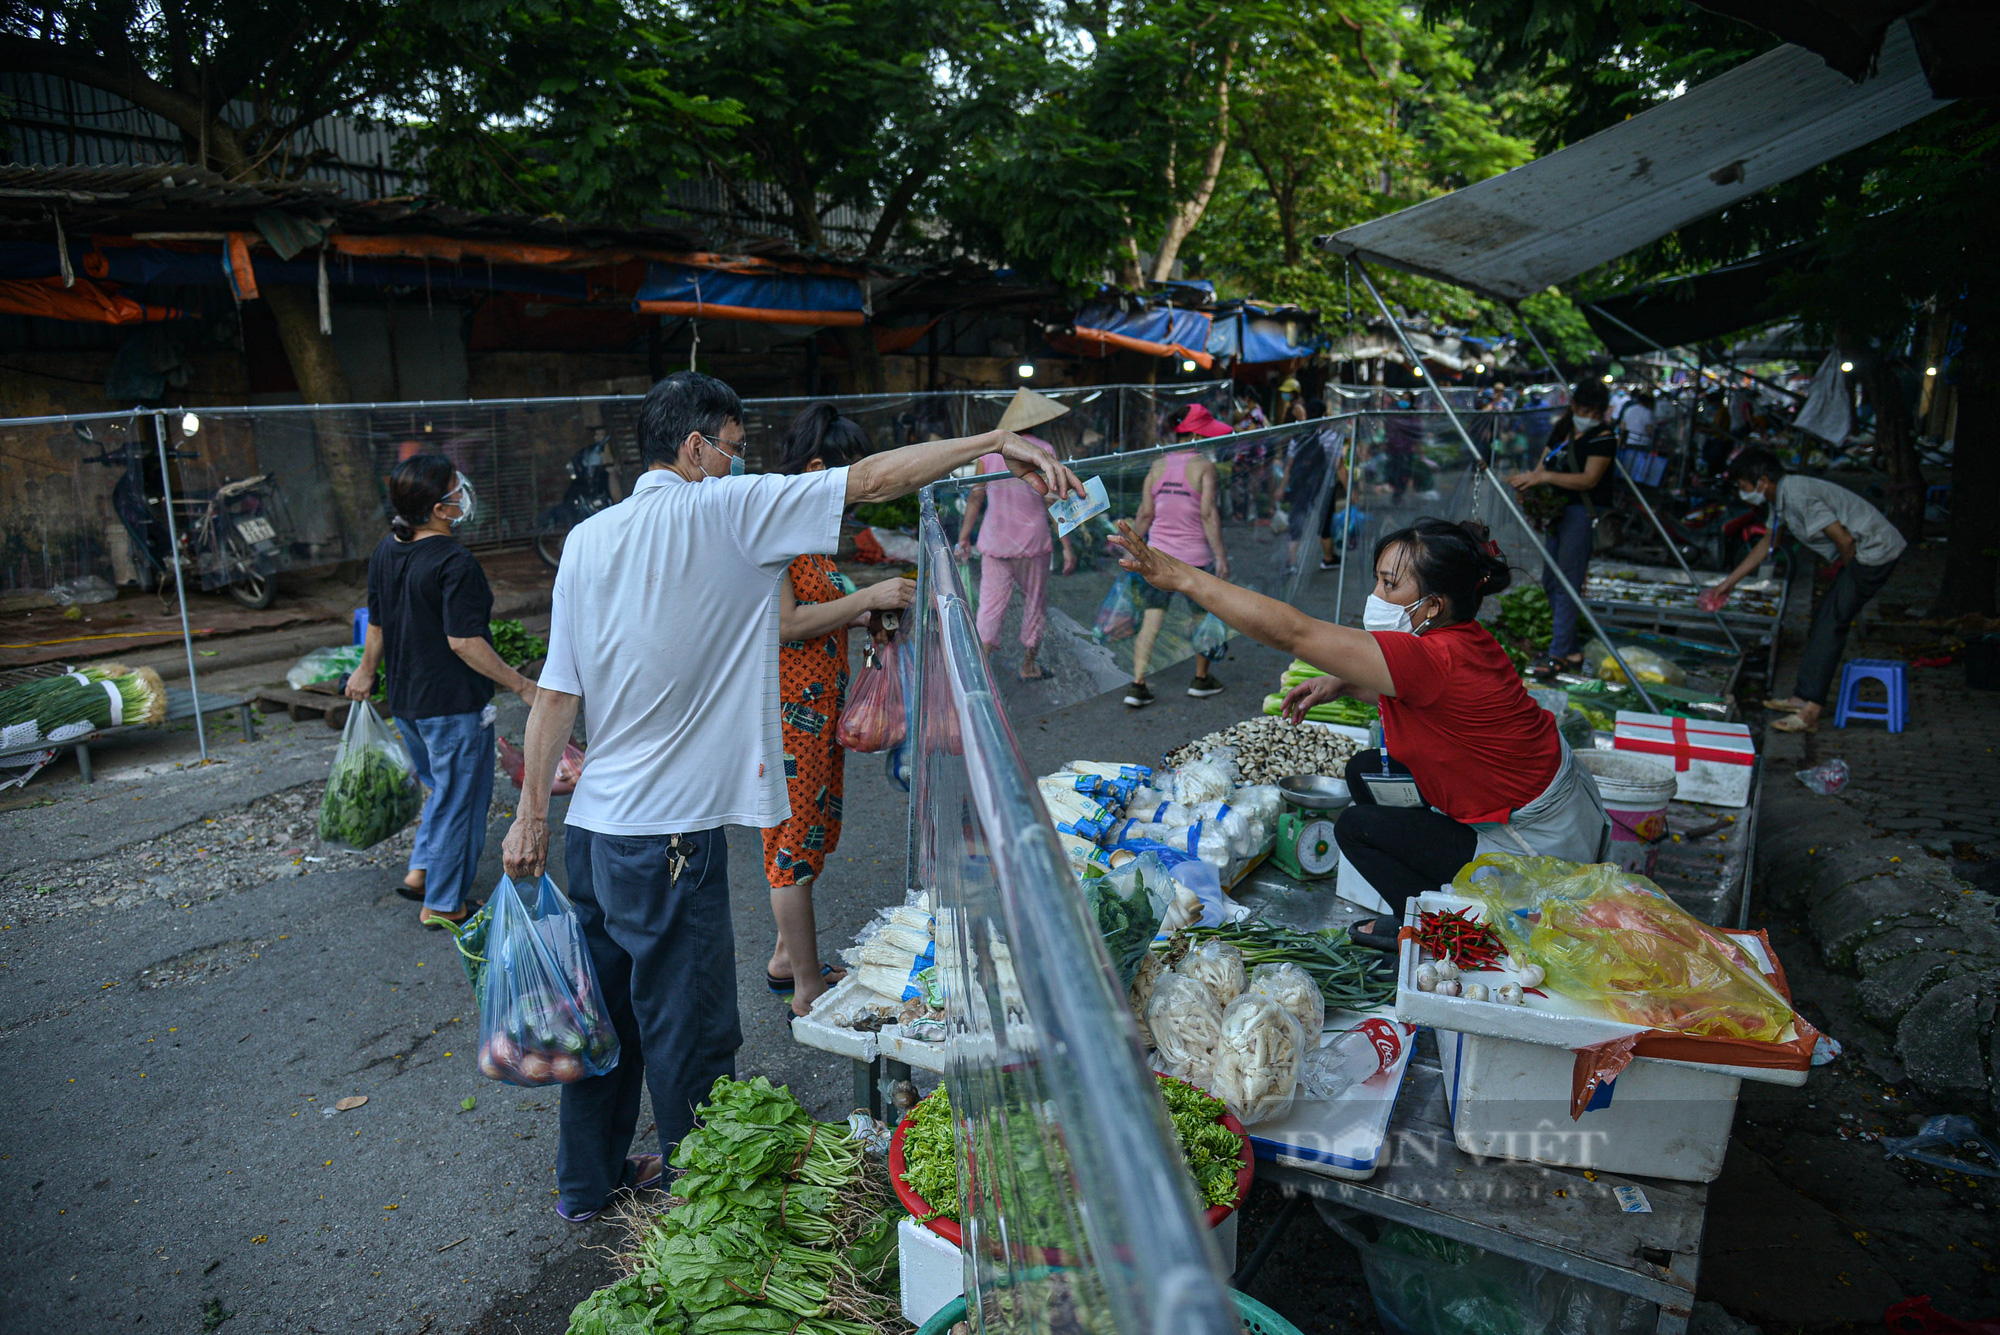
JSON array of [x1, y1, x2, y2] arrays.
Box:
[[1417, 908, 1504, 970]]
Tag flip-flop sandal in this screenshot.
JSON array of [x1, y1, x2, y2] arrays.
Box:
[[1761, 698, 1805, 713], [1347, 918, 1401, 952], [395, 884, 426, 902], [555, 1155, 665, 1223], [1770, 714, 1817, 734], [1018, 667, 1050, 681], [766, 962, 840, 997]]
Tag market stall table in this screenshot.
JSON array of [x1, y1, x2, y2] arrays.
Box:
[[0, 685, 253, 782], [787, 974, 945, 1124]]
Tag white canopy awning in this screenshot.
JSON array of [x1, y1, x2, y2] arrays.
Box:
[[1318, 21, 1946, 302]]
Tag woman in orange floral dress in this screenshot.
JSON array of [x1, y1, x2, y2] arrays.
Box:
[[767, 404, 915, 1018]]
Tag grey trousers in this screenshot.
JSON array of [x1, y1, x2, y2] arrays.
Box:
[[555, 825, 742, 1211], [1796, 558, 1899, 705]]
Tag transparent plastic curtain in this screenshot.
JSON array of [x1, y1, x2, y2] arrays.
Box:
[[911, 491, 1239, 1335], [0, 382, 1233, 596], [927, 412, 1350, 716]]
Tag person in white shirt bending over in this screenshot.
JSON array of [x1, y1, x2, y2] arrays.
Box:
[[501, 371, 1081, 1224]]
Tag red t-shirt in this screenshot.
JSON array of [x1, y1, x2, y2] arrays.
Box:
[[1372, 621, 1561, 825]]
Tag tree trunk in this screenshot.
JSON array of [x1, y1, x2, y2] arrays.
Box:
[[1149, 42, 1236, 284], [1862, 354, 1925, 542], [1935, 331, 1997, 617], [265, 284, 377, 554]]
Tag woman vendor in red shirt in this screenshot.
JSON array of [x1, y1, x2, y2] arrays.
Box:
[[1110, 516, 1608, 950]]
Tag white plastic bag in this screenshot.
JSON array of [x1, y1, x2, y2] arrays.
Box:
[[317, 702, 423, 849], [1209, 993, 1304, 1126], [1146, 971, 1224, 1074], [1248, 962, 1325, 1040], [1179, 938, 1246, 1007]]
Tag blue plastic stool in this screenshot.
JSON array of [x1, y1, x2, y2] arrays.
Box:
[[1834, 659, 1907, 732]]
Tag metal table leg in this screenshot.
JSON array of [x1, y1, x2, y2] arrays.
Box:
[[238, 701, 257, 743], [1232, 1191, 1306, 1289], [854, 1057, 885, 1122], [75, 742, 92, 783]]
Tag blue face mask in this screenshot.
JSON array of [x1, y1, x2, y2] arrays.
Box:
[[702, 433, 746, 478]]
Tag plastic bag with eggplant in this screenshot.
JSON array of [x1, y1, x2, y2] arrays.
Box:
[[469, 874, 620, 1086]]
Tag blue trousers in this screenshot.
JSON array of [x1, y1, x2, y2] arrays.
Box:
[[398, 711, 495, 914], [1541, 502, 1594, 659], [556, 825, 743, 1212]]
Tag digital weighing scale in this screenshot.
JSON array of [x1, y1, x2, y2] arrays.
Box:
[[1271, 774, 1350, 880]]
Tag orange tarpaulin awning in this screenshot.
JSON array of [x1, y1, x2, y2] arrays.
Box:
[[1067, 325, 1214, 369], [0, 276, 181, 324]]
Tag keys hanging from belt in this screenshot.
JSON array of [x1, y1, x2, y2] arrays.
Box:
[[667, 834, 692, 887]]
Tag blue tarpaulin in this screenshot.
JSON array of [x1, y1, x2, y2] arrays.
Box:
[[1072, 299, 1214, 367], [633, 262, 866, 326]]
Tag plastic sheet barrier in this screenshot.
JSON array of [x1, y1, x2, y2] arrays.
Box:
[[910, 491, 1241, 1335]]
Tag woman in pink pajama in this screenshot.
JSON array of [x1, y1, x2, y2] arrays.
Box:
[[956, 389, 1075, 680]]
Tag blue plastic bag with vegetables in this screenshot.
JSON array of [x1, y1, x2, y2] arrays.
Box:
[[474, 875, 620, 1087]]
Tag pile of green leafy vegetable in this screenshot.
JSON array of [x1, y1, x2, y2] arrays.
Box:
[[567, 1077, 901, 1335], [490, 618, 548, 668], [898, 1077, 1244, 1223], [317, 745, 422, 848], [852, 496, 919, 532], [1486, 586, 1553, 670], [1159, 1077, 1246, 1210], [1086, 872, 1162, 988], [1180, 921, 1395, 1012], [896, 1082, 959, 1222]]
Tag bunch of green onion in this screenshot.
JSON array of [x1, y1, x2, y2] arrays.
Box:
[[0, 664, 166, 747]]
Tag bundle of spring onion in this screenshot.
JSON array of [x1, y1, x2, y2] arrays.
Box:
[[1179, 921, 1395, 1012], [1262, 660, 1379, 726], [0, 664, 166, 749]]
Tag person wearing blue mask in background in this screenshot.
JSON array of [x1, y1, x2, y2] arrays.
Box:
[[1109, 516, 1607, 951], [347, 454, 540, 927]]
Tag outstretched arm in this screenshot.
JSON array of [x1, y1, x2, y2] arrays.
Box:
[[846, 431, 1083, 506], [1109, 520, 1396, 695]]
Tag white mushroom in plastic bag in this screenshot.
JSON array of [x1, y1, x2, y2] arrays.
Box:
[[1145, 972, 1224, 1074], [1207, 993, 1304, 1127], [1179, 938, 1246, 1007], [1129, 951, 1168, 1047], [1247, 961, 1324, 1040]]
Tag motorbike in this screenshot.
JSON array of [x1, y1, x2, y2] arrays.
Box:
[[76, 422, 296, 609], [535, 435, 622, 569]]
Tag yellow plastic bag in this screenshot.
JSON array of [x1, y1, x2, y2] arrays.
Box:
[[1584, 638, 1688, 687], [1453, 853, 1795, 1042]]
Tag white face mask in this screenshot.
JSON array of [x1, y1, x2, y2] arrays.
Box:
[[445, 472, 476, 527], [1364, 593, 1428, 634], [1738, 487, 1765, 506]]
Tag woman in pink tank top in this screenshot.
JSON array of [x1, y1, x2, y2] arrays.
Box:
[[1124, 437, 1230, 708]]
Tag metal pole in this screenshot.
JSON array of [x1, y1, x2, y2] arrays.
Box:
[[1588, 303, 1801, 402], [1514, 314, 1741, 653], [1349, 261, 1659, 712], [1333, 421, 1360, 627], [152, 412, 208, 762]]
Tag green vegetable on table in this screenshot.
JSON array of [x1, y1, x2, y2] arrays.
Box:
[[489, 619, 548, 668], [0, 665, 165, 742], [1159, 1077, 1245, 1210], [317, 746, 423, 848], [1180, 920, 1395, 1013], [1270, 660, 1380, 725], [897, 1081, 959, 1223]]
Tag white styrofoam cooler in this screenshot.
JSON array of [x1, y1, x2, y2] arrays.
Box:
[[1612, 710, 1755, 807], [1397, 891, 1808, 1183], [898, 1217, 963, 1327], [1437, 1028, 1743, 1182]]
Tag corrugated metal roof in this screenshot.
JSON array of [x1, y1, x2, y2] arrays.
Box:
[[0, 162, 335, 208]]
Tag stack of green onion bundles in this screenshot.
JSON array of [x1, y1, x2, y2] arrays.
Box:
[[0, 664, 166, 749]]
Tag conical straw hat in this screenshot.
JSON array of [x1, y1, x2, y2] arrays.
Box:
[[996, 387, 1070, 433]]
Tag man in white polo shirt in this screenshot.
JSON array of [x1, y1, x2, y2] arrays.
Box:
[[502, 371, 1080, 1222]]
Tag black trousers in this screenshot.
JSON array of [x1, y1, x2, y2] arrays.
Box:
[[556, 825, 743, 1211], [1795, 558, 1899, 705], [1333, 750, 1478, 922]]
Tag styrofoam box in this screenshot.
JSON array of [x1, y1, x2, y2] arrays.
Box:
[[1612, 711, 1755, 807], [1395, 892, 1807, 1088], [898, 1216, 963, 1327], [1438, 1028, 1742, 1182]]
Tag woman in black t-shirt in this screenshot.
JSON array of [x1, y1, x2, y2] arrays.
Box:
[[347, 455, 539, 927], [1508, 381, 1618, 679]]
